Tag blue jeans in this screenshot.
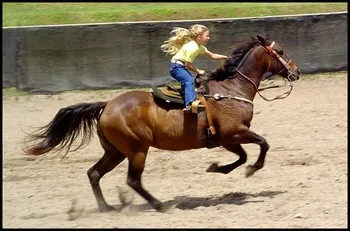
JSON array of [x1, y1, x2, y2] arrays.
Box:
[[169, 63, 196, 106]]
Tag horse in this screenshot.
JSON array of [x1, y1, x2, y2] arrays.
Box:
[[23, 35, 301, 212]]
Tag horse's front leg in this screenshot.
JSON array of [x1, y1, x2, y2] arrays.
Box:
[[206, 144, 247, 174], [236, 128, 269, 177], [207, 127, 269, 177]]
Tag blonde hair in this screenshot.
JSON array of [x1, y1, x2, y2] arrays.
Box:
[[160, 24, 209, 55]]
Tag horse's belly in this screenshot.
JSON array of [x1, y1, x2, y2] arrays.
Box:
[[150, 116, 208, 150]]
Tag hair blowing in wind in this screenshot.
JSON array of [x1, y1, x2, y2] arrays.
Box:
[[160, 24, 209, 55]]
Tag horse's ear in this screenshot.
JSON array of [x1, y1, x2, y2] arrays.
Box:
[[257, 35, 267, 46]]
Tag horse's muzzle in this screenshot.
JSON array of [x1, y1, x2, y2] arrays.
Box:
[[288, 68, 301, 81]]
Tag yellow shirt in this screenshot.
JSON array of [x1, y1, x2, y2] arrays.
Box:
[[172, 40, 208, 63]]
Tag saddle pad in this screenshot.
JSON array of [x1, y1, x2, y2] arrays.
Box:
[[151, 86, 184, 104], [161, 88, 181, 98]]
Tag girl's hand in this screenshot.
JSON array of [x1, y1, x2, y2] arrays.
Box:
[[198, 70, 205, 75]]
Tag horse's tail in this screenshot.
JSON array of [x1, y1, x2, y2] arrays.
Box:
[[23, 101, 107, 156]]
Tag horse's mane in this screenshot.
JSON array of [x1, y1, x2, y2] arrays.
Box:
[[208, 37, 261, 81]]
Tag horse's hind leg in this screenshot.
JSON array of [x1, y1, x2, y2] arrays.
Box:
[[126, 147, 164, 212], [87, 151, 125, 212], [206, 144, 247, 174]]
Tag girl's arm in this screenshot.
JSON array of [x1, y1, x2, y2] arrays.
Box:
[[204, 50, 229, 60], [185, 62, 205, 75]]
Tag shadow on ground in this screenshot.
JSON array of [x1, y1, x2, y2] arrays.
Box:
[[169, 190, 286, 210], [112, 190, 287, 212], [21, 190, 287, 221]]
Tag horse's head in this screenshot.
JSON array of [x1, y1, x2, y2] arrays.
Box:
[[208, 35, 301, 84], [256, 35, 301, 81]]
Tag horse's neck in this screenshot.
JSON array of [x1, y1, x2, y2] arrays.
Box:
[[236, 67, 263, 98], [208, 46, 267, 100], [224, 51, 265, 100], [238, 46, 266, 87]]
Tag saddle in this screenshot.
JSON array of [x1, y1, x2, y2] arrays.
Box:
[[152, 75, 218, 149], [151, 75, 210, 106]]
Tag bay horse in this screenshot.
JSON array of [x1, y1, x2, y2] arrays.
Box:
[[23, 35, 300, 212]]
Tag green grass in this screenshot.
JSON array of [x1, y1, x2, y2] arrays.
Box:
[[3, 3, 347, 27], [3, 88, 32, 97]]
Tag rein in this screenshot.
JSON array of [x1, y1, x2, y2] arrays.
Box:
[[203, 48, 255, 106], [236, 69, 293, 101]]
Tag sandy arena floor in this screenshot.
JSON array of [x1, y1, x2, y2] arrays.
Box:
[[3, 72, 347, 228]]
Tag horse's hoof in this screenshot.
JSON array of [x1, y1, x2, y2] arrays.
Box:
[[245, 165, 258, 177], [99, 205, 115, 213], [206, 163, 219, 172], [153, 202, 166, 212]]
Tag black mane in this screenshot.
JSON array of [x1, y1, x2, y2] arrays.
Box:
[[208, 37, 261, 81]]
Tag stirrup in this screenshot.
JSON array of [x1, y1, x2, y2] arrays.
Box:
[[190, 100, 206, 114]]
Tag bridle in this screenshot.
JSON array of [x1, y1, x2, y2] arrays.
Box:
[[263, 41, 297, 82], [235, 41, 296, 101], [203, 40, 298, 105]]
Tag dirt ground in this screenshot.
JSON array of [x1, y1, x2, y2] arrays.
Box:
[[3, 72, 347, 228]]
